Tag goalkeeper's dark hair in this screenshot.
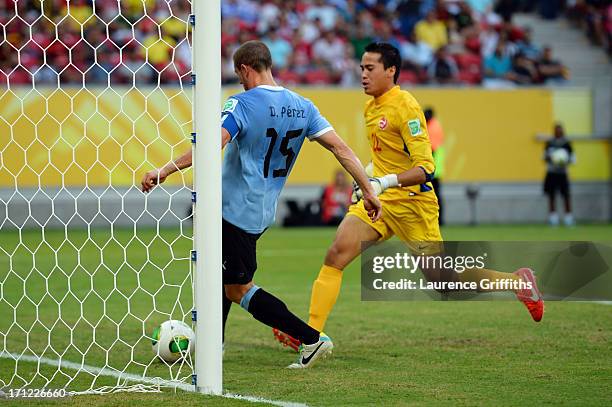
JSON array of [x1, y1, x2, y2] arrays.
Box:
[[233, 40, 273, 72], [364, 42, 401, 84]]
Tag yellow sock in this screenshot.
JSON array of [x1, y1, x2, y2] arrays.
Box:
[[308, 265, 343, 331], [457, 268, 521, 292]]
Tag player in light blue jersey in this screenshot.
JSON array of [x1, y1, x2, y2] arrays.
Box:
[[142, 41, 381, 368], [220, 80, 336, 233]]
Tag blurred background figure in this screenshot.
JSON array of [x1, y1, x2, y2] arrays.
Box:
[[320, 169, 352, 226], [543, 123, 575, 227], [425, 107, 446, 226], [415, 10, 449, 52], [537, 46, 569, 84], [428, 46, 460, 84]]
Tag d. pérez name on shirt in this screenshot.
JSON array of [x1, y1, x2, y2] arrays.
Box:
[[269, 106, 306, 119], [372, 278, 533, 291]]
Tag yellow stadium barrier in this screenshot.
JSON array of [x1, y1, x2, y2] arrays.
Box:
[[0, 87, 607, 188]]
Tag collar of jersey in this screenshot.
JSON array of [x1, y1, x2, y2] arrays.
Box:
[[374, 85, 401, 105], [257, 85, 284, 91]]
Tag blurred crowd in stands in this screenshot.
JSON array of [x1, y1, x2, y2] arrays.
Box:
[[0, 0, 191, 86], [565, 1, 611, 56], [1, 0, 607, 88]]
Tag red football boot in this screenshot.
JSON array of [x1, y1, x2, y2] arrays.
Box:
[[514, 268, 544, 322], [272, 328, 301, 352]]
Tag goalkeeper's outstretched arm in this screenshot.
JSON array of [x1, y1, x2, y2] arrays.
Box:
[[351, 165, 434, 203], [141, 128, 231, 192]]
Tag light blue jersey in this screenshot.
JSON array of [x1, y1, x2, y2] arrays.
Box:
[[221, 85, 333, 233]]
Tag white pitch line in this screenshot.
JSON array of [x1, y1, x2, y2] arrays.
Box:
[[589, 301, 612, 305], [0, 352, 307, 407]]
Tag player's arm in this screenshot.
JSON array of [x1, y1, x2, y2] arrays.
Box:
[[566, 141, 576, 164], [315, 130, 382, 221], [141, 128, 231, 192], [394, 109, 436, 187], [382, 111, 436, 189]]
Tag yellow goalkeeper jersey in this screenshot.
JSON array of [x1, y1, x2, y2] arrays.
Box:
[[364, 86, 437, 203]]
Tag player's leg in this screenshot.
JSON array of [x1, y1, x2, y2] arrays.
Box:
[[560, 173, 574, 226], [222, 288, 232, 342], [544, 172, 559, 226], [225, 282, 333, 368], [394, 201, 525, 291], [222, 219, 319, 343], [273, 202, 388, 351], [390, 201, 544, 321], [225, 283, 320, 345], [223, 220, 333, 366], [308, 202, 388, 332]]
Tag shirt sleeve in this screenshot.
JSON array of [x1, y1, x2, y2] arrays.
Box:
[[306, 100, 334, 141], [399, 106, 436, 180], [221, 96, 246, 141]]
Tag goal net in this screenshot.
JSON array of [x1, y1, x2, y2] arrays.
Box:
[[0, 0, 196, 394]]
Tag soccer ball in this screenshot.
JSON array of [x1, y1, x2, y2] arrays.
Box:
[[550, 148, 569, 166], [151, 320, 195, 363]]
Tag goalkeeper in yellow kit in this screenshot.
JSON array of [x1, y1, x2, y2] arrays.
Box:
[[274, 43, 544, 351]]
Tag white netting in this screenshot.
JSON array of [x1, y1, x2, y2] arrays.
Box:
[[0, 0, 195, 393]]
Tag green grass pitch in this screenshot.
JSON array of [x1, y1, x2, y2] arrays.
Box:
[[1, 224, 611, 406]]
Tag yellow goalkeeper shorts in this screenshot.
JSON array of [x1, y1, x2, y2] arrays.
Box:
[[347, 198, 443, 254]]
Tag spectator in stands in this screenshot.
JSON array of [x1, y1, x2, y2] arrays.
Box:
[[312, 30, 347, 71], [320, 169, 352, 226], [537, 46, 568, 83], [0, 0, 568, 87], [396, 0, 422, 37], [466, 0, 495, 15], [263, 28, 292, 70], [120, 47, 155, 85], [350, 25, 374, 60], [453, 1, 477, 35], [494, 0, 520, 22], [338, 44, 362, 86], [400, 31, 434, 72], [276, 11, 299, 39], [511, 52, 539, 84], [140, 23, 175, 68], [355, 8, 377, 37], [221, 46, 237, 85], [235, 0, 259, 28], [480, 24, 501, 57], [539, 0, 563, 20], [257, 0, 282, 34], [374, 21, 402, 51], [516, 26, 541, 60], [288, 33, 313, 75], [543, 123, 575, 226], [415, 10, 449, 51], [566, 0, 611, 55], [428, 46, 460, 84], [221, 0, 241, 21], [305, 0, 339, 31], [300, 16, 325, 44], [499, 17, 526, 43], [483, 42, 513, 84]]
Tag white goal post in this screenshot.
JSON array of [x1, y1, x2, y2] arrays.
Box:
[[0, 0, 222, 395], [193, 0, 223, 396]]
